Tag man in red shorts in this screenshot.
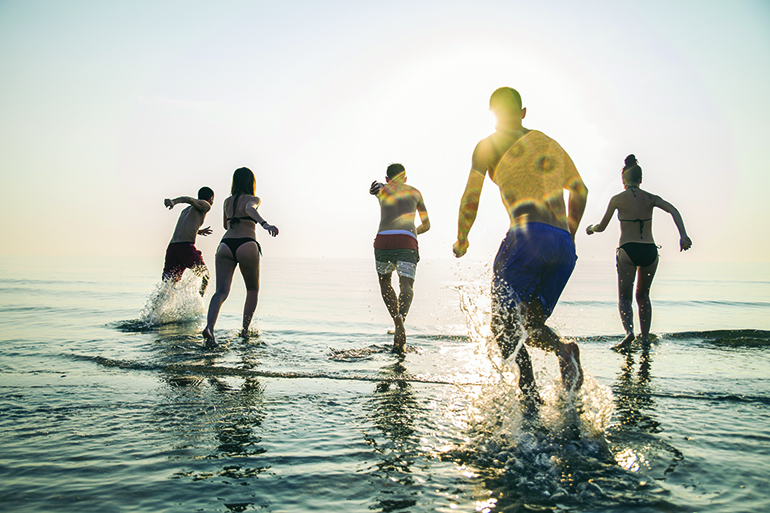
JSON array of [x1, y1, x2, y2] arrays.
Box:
[[162, 187, 215, 296], [370, 164, 431, 352]]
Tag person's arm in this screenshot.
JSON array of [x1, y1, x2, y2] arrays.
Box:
[[566, 176, 588, 240], [415, 193, 430, 235], [586, 196, 618, 235], [246, 197, 279, 237], [654, 196, 692, 251], [165, 196, 211, 213], [453, 143, 487, 257]]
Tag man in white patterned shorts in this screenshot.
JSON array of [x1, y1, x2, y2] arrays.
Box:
[[370, 163, 431, 352]]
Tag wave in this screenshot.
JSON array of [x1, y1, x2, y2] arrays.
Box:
[[66, 353, 481, 386], [659, 329, 770, 347]]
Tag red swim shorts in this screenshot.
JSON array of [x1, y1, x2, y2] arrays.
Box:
[[162, 242, 206, 281]]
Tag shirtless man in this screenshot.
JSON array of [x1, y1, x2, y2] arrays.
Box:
[[453, 87, 588, 409], [162, 187, 214, 296], [370, 163, 431, 352]]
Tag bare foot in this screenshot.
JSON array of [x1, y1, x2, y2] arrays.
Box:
[[558, 341, 583, 392], [202, 327, 217, 349], [611, 332, 635, 351], [393, 315, 406, 353], [239, 328, 249, 338]]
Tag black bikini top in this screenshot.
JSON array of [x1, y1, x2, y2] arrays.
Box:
[[227, 194, 257, 226], [620, 218, 652, 239]]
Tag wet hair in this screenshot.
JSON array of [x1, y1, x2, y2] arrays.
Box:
[[231, 167, 256, 195], [197, 186, 214, 201], [386, 163, 405, 179], [622, 154, 642, 184], [489, 87, 523, 113]]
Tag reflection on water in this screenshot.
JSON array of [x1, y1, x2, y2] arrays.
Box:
[[609, 346, 684, 478], [363, 359, 424, 512], [150, 325, 270, 484]]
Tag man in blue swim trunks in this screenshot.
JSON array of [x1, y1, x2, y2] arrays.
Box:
[[371, 163, 431, 352], [453, 88, 588, 407]]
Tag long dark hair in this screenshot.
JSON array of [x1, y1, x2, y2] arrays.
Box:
[[228, 167, 256, 224], [231, 167, 256, 195]]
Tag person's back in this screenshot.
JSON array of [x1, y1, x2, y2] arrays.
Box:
[[612, 187, 657, 245], [376, 181, 423, 235], [170, 203, 209, 243], [489, 130, 581, 233], [223, 193, 261, 239]]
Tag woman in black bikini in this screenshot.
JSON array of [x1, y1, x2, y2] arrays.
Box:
[[203, 167, 279, 347], [586, 155, 691, 349]]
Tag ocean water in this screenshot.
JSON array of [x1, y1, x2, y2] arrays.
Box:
[[0, 255, 769, 513]]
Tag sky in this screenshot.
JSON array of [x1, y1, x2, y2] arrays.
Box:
[[1, 0, 769, 263]]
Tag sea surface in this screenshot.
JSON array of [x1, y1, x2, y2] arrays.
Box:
[[1, 256, 769, 512]]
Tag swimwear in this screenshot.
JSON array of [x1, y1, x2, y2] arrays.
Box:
[[162, 242, 206, 281], [620, 218, 651, 239], [374, 230, 420, 280], [617, 242, 658, 268], [220, 237, 262, 263], [491, 222, 576, 318], [373, 230, 419, 251], [228, 216, 257, 225]]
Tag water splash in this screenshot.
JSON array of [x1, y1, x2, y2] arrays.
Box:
[[138, 272, 206, 326], [438, 267, 617, 504]]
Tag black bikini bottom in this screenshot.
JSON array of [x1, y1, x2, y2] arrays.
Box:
[[220, 237, 262, 263], [617, 242, 658, 268]]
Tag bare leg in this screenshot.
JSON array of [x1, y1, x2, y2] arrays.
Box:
[[203, 244, 237, 347], [613, 249, 637, 350], [236, 242, 261, 337], [635, 257, 658, 344], [397, 275, 414, 319], [492, 306, 539, 409], [378, 272, 405, 352], [192, 265, 210, 297], [525, 300, 583, 392]]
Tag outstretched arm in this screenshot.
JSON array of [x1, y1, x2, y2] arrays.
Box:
[[655, 196, 692, 251], [165, 196, 212, 213], [586, 196, 618, 235], [245, 197, 279, 237]]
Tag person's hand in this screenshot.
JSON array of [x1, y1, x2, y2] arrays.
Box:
[[585, 224, 595, 235], [198, 226, 212, 236], [680, 235, 692, 251], [265, 224, 279, 237], [164, 198, 174, 209], [453, 239, 468, 258], [370, 181, 384, 195]]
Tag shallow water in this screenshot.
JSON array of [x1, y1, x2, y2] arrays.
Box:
[[1, 256, 769, 512]]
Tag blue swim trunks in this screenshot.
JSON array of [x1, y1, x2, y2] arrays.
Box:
[[492, 222, 576, 318]]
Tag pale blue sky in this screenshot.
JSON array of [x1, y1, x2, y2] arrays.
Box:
[[1, 0, 769, 263]]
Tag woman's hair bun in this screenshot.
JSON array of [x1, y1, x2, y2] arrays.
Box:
[[624, 154, 638, 168]]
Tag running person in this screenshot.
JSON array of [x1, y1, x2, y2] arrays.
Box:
[[162, 187, 215, 296], [370, 163, 430, 352], [586, 154, 691, 349], [453, 87, 588, 409], [203, 167, 278, 348]]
